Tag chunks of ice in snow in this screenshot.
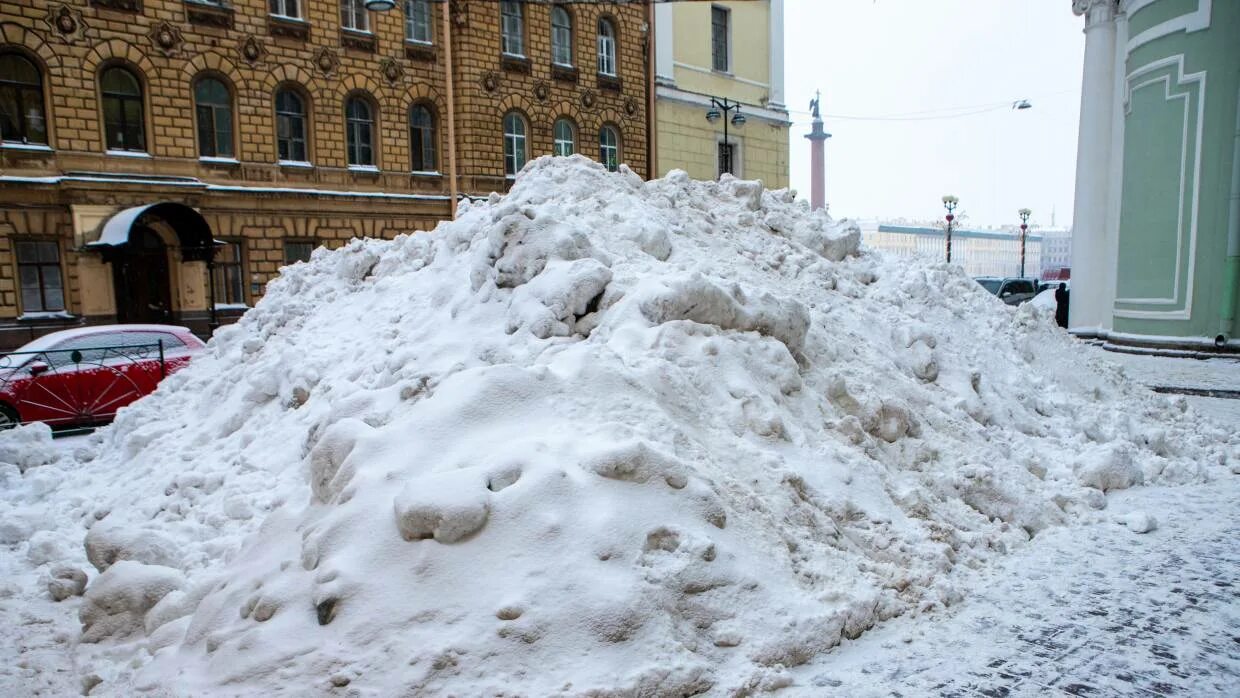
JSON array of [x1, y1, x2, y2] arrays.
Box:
[[0, 422, 58, 472], [84, 519, 180, 572], [1115, 510, 1158, 534], [308, 418, 373, 503], [638, 273, 809, 355], [45, 565, 88, 601], [393, 468, 492, 543], [507, 257, 612, 338], [79, 560, 185, 642], [1076, 443, 1144, 492]]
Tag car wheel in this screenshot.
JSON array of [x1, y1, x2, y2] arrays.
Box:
[[0, 403, 18, 430]]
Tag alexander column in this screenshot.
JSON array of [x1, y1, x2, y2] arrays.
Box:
[[805, 91, 832, 211]]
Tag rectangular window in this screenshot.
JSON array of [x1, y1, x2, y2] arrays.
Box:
[[717, 141, 735, 178], [15, 240, 65, 313], [283, 240, 315, 265], [501, 1, 524, 57], [341, 0, 369, 32], [269, 0, 299, 18], [405, 0, 431, 43], [195, 104, 233, 158], [711, 6, 729, 72], [212, 241, 246, 306]]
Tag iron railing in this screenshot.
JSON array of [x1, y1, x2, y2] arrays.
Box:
[[0, 341, 167, 431]]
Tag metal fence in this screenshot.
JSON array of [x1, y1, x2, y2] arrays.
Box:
[[0, 341, 166, 430]]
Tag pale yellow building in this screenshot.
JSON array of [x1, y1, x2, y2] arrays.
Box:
[[653, 0, 789, 187]]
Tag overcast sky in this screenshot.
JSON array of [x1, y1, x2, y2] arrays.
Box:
[[783, 0, 1085, 229]]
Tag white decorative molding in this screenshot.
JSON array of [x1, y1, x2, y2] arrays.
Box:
[[1113, 55, 1206, 320], [672, 61, 770, 90], [654, 2, 674, 85], [655, 85, 790, 125], [768, 0, 785, 109], [1124, 0, 1211, 54]]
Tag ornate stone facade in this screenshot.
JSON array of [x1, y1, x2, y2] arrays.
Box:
[[0, 0, 650, 347]]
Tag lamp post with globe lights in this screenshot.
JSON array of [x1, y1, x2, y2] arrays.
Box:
[[1018, 208, 1032, 278], [942, 195, 959, 263], [706, 97, 746, 177]]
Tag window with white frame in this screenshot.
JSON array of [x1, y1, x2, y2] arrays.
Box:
[[551, 6, 573, 66], [500, 1, 524, 56], [345, 96, 375, 167], [597, 18, 617, 76], [405, 0, 431, 43], [503, 111, 527, 177], [268, 0, 299, 19], [711, 5, 730, 72], [341, 0, 369, 32], [16, 241, 64, 313], [599, 125, 619, 172], [553, 118, 575, 156]]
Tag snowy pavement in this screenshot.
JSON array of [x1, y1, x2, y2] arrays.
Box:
[[1092, 350, 1240, 425], [793, 478, 1240, 697]]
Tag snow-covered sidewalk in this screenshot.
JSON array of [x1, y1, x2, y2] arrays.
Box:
[[792, 477, 1240, 696], [1095, 350, 1240, 425]]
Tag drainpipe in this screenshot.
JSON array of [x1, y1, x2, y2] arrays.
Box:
[[1219, 89, 1240, 347], [443, 0, 459, 219], [646, 0, 657, 179]]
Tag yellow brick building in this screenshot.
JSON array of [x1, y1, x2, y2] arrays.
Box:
[[0, 0, 650, 348], [652, 0, 787, 187]]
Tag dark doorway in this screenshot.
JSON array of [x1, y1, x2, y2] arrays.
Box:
[[112, 226, 173, 324]]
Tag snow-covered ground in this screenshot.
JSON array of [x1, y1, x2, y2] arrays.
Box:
[[1095, 351, 1240, 425], [793, 476, 1240, 696], [1, 158, 1237, 696]]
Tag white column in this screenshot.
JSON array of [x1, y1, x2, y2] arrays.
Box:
[[1100, 9, 1129, 334], [655, 2, 675, 86], [768, 0, 786, 109], [1068, 0, 1119, 335]]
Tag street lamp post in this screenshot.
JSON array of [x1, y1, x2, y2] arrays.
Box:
[[1018, 208, 1031, 278], [942, 195, 959, 263], [706, 97, 746, 177]]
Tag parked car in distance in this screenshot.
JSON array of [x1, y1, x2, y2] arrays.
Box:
[[1036, 279, 1070, 295], [0, 324, 204, 429], [974, 277, 1039, 306]]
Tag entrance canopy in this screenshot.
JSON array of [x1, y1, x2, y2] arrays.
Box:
[[87, 202, 221, 262]]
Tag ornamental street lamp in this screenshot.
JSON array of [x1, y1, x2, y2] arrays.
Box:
[[706, 97, 746, 177], [942, 195, 959, 263], [1017, 208, 1032, 278]]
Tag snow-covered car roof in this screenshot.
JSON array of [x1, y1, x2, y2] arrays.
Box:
[[6, 324, 197, 355]]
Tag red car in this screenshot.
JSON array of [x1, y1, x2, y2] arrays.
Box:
[[0, 324, 204, 429]]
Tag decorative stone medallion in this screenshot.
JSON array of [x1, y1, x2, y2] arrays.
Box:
[[147, 21, 183, 57], [624, 97, 638, 117], [380, 58, 404, 86], [533, 80, 550, 102], [239, 35, 265, 65], [580, 89, 596, 109], [314, 47, 339, 76], [45, 4, 88, 44], [480, 71, 500, 93]]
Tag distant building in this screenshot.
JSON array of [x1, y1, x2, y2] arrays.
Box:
[[1039, 228, 1073, 280], [1069, 0, 1238, 351], [863, 223, 1044, 279], [653, 0, 789, 187]]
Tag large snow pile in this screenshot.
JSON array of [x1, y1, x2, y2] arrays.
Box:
[[3, 156, 1237, 695]]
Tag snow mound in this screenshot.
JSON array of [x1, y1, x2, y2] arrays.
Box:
[[3, 156, 1235, 695]]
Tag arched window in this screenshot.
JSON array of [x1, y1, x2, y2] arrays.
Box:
[[0, 53, 47, 145], [599, 125, 619, 172], [275, 87, 308, 162], [553, 118, 575, 157], [551, 6, 573, 67], [345, 96, 375, 167], [500, 0, 524, 57], [194, 77, 234, 158], [101, 66, 145, 152], [409, 103, 437, 172], [597, 18, 617, 77], [503, 111, 527, 177]]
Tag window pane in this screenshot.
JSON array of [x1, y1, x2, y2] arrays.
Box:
[[20, 286, 43, 312], [18, 264, 38, 288], [712, 7, 729, 72], [0, 54, 41, 86], [196, 104, 215, 156], [36, 241, 58, 263]]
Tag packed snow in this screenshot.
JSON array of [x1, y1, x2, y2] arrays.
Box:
[[1, 156, 1237, 696]]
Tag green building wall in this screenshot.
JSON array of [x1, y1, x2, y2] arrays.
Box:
[[1112, 0, 1239, 345]]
